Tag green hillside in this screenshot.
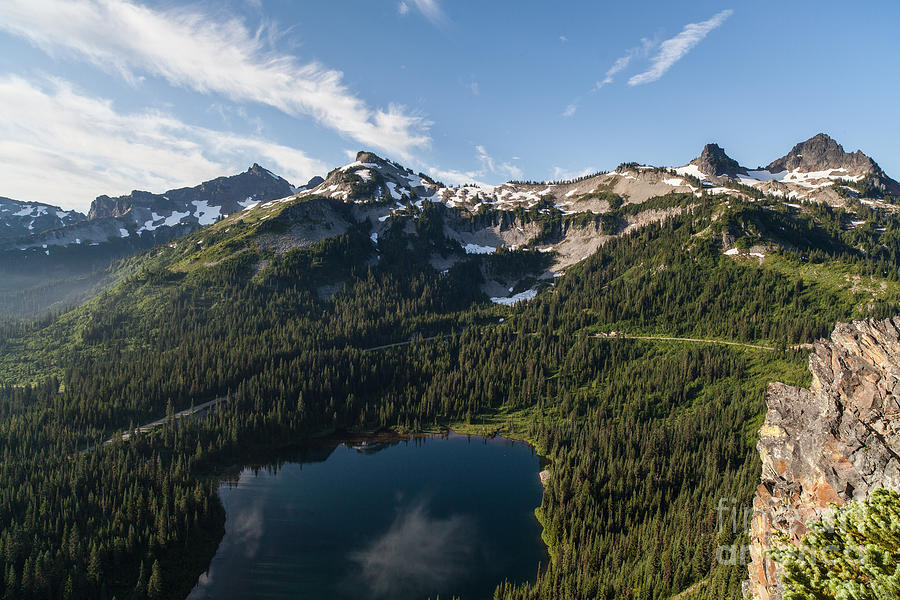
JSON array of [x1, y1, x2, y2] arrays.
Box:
[[1, 189, 899, 599]]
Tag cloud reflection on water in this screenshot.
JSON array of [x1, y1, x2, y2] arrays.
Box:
[[348, 500, 475, 598], [187, 495, 265, 599]]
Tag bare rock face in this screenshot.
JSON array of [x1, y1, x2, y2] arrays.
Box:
[[746, 317, 900, 599], [690, 143, 747, 177], [766, 133, 876, 175], [765, 133, 900, 194]]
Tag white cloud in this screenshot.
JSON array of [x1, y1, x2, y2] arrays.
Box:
[[397, 1, 410, 16], [552, 166, 596, 181], [409, 0, 447, 25], [476, 145, 523, 181], [559, 35, 568, 43], [0, 76, 327, 211], [425, 166, 482, 187], [458, 75, 479, 96], [564, 36, 653, 116], [420, 145, 521, 187], [628, 9, 733, 86], [598, 55, 632, 88], [596, 38, 654, 89], [0, 0, 431, 159]]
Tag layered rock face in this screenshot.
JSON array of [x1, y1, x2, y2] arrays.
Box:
[[746, 317, 900, 599]]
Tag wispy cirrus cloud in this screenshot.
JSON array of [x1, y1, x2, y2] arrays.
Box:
[[551, 165, 597, 182], [563, 10, 731, 115], [476, 145, 523, 180], [596, 38, 654, 89], [0, 0, 431, 159], [0, 76, 327, 211], [563, 37, 653, 116], [628, 9, 733, 86], [398, 0, 447, 26], [421, 145, 520, 187]]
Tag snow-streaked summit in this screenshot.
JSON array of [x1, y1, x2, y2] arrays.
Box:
[[674, 134, 899, 201]]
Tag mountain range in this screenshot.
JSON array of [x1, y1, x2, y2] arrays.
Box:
[[0, 132, 896, 319], [2, 164, 320, 251], [2, 130, 900, 600], [4, 133, 895, 256]]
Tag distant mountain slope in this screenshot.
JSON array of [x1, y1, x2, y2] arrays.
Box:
[[0, 165, 311, 318], [316, 135, 897, 218], [88, 163, 297, 222], [0, 196, 85, 243], [4, 133, 895, 254], [8, 164, 304, 251]]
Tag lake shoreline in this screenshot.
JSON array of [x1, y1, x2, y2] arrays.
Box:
[[188, 427, 549, 600]]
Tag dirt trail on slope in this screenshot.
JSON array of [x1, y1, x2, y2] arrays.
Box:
[[82, 396, 227, 453], [594, 332, 814, 352]]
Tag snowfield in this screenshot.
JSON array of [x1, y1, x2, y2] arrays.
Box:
[[491, 289, 538, 305], [463, 243, 496, 255]]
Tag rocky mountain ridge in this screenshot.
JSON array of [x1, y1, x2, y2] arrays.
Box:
[[0, 196, 86, 244], [4, 164, 309, 251], [302, 151, 696, 214], [312, 135, 898, 218], [766, 133, 885, 178], [3, 133, 897, 265], [678, 133, 900, 200], [87, 163, 298, 221], [746, 317, 900, 600]]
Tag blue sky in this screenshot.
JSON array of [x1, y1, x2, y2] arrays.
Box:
[[0, 0, 897, 211]]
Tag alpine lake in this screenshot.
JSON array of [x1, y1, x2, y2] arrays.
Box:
[[188, 431, 548, 600]]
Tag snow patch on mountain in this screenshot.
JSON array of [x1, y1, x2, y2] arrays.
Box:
[[463, 243, 496, 255], [192, 200, 222, 226], [491, 289, 538, 305], [139, 210, 190, 233]]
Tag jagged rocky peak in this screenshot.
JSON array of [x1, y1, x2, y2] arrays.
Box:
[[690, 143, 746, 177], [766, 133, 878, 175], [354, 150, 386, 165], [308, 150, 439, 203], [305, 175, 325, 189], [746, 317, 900, 600]]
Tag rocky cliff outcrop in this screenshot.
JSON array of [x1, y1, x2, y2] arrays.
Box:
[[690, 143, 747, 177], [746, 317, 900, 599]]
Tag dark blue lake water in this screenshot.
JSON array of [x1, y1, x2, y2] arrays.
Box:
[[188, 432, 547, 600]]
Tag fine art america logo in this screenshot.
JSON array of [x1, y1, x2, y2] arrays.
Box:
[[714, 497, 872, 569], [715, 497, 753, 566]]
